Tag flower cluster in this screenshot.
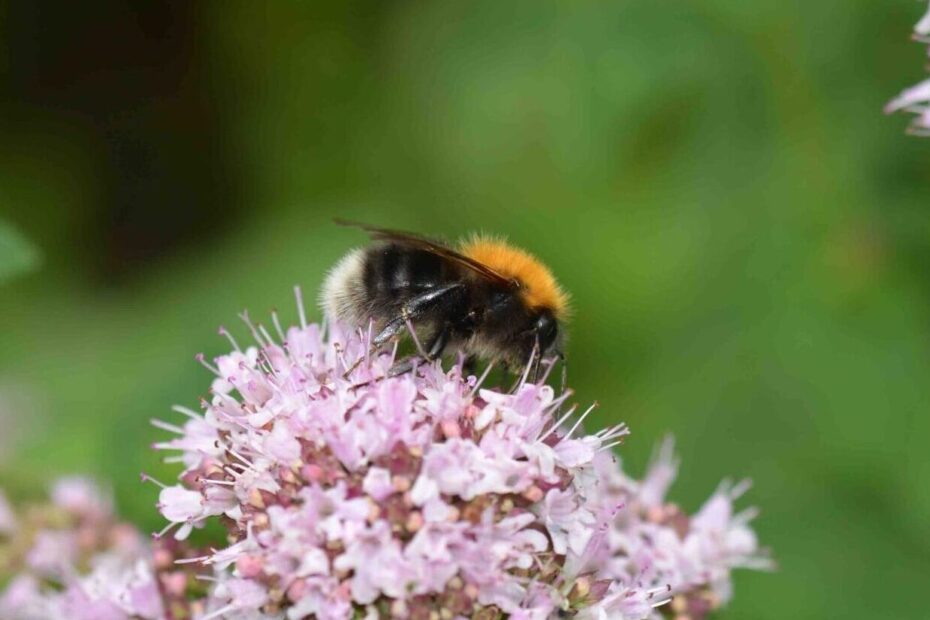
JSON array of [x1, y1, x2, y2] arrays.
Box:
[[886, 1, 930, 135], [584, 442, 772, 620], [0, 478, 163, 620], [141, 289, 767, 619], [0, 288, 769, 619]]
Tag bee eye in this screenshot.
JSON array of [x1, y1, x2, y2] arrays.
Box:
[[535, 313, 558, 351]]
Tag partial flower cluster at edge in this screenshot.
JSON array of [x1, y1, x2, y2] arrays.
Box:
[[886, 1, 930, 135], [0, 478, 164, 619]]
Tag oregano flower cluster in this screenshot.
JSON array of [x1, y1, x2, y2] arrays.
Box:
[[0, 289, 768, 619]]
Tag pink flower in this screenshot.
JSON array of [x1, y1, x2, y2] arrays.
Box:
[[50, 476, 113, 521], [153, 484, 205, 540], [158, 485, 204, 523], [361, 466, 393, 501], [538, 488, 597, 556], [61, 583, 130, 620], [636, 436, 679, 508], [334, 521, 411, 603], [578, 581, 670, 620], [151, 411, 222, 470], [148, 289, 656, 617], [585, 439, 772, 617], [885, 78, 930, 116], [26, 530, 78, 578], [0, 575, 45, 618], [0, 480, 166, 620], [201, 578, 269, 620], [886, 2, 930, 135], [917, 1, 930, 35]]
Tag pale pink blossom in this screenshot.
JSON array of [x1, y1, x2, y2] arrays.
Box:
[[50, 476, 112, 521], [917, 1, 930, 35], [202, 578, 270, 620], [26, 530, 78, 578], [158, 485, 204, 523], [886, 2, 930, 135], [0, 480, 166, 620], [148, 290, 649, 617], [585, 440, 772, 618], [538, 487, 597, 556]]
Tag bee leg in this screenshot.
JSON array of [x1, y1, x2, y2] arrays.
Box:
[[372, 316, 407, 348], [462, 355, 478, 377], [425, 325, 450, 360], [528, 335, 543, 384], [531, 356, 542, 384], [372, 283, 465, 347], [387, 325, 450, 377], [386, 356, 417, 377], [353, 284, 462, 380]]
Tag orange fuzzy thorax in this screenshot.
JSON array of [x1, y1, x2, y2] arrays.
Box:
[[459, 237, 569, 318]]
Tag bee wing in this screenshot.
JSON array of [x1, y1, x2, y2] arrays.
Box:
[[334, 219, 515, 287]]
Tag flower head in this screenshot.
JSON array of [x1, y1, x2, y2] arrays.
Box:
[[886, 2, 930, 135], [150, 289, 668, 618], [0, 478, 163, 620], [582, 439, 773, 620]]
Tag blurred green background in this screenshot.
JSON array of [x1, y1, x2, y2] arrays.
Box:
[[2, 1, 929, 617]]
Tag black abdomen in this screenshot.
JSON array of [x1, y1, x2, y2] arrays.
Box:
[[363, 243, 459, 313]]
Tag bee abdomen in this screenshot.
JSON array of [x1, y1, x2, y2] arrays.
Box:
[[363, 244, 448, 301], [321, 248, 369, 324], [322, 244, 456, 327]]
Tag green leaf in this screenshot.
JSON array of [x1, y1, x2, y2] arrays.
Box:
[[0, 219, 40, 284]]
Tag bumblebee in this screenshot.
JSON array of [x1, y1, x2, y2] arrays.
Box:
[[321, 220, 569, 372]]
